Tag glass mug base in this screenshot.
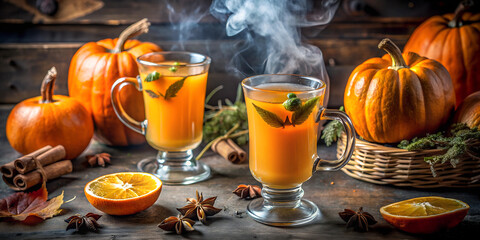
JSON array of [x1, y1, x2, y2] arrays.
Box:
[[137, 150, 211, 185], [246, 185, 319, 226]]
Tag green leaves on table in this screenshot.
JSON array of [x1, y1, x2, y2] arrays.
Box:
[[398, 123, 480, 176], [252, 96, 319, 128]]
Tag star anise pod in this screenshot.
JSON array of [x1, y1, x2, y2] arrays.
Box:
[[158, 215, 195, 234], [339, 207, 377, 232], [233, 184, 262, 199], [65, 213, 102, 232], [86, 153, 111, 167], [176, 191, 222, 224]]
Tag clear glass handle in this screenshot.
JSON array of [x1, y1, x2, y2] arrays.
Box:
[[111, 76, 146, 135], [313, 108, 356, 172]]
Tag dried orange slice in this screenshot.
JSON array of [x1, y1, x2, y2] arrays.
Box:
[[85, 172, 162, 215], [380, 196, 469, 234]]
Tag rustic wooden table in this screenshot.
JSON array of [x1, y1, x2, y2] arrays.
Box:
[[0, 105, 479, 240]]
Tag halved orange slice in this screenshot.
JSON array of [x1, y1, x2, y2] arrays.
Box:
[[85, 172, 162, 215], [380, 196, 469, 234]]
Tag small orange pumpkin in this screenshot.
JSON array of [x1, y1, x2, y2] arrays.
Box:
[[404, 1, 480, 106], [6, 67, 94, 159], [68, 19, 162, 146], [454, 91, 480, 128], [344, 39, 455, 143]]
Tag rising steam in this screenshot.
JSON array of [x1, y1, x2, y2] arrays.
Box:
[[210, 0, 339, 79]]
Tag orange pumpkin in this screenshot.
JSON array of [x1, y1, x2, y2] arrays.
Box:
[[404, 1, 480, 107], [454, 91, 480, 128], [344, 39, 455, 143], [6, 67, 93, 159], [68, 19, 162, 146]]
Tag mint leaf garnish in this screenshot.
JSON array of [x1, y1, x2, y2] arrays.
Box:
[[292, 97, 319, 125], [145, 89, 162, 98], [164, 77, 187, 100], [284, 115, 293, 126], [144, 77, 187, 100], [145, 71, 160, 82], [252, 103, 285, 128], [252, 96, 319, 128]]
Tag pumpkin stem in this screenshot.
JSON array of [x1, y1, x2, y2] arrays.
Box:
[[40, 67, 57, 103], [448, 0, 473, 28], [113, 18, 150, 53], [378, 38, 408, 70]]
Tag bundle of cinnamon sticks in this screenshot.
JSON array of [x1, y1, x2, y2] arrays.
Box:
[[1, 145, 72, 191], [212, 138, 247, 164]]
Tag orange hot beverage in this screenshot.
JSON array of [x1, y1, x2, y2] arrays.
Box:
[[140, 62, 208, 151], [245, 83, 320, 189]]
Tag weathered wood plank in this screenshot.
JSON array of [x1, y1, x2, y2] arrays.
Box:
[[0, 0, 467, 24], [0, 21, 417, 44]]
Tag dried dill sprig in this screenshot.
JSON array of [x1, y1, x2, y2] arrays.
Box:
[[398, 123, 480, 176], [321, 106, 345, 146]]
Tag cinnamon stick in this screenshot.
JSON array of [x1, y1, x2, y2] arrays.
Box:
[[1, 145, 52, 177], [2, 175, 19, 191], [211, 138, 248, 164], [227, 139, 247, 164], [14, 145, 65, 174], [0, 162, 17, 178], [212, 139, 238, 163], [12, 160, 73, 191]]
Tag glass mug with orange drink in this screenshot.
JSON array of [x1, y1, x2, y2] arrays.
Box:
[[242, 74, 356, 226], [111, 52, 211, 185]]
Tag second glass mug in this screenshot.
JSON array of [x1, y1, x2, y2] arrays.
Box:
[[111, 51, 211, 185], [242, 74, 356, 226]]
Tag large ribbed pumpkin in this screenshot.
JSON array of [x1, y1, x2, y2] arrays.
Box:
[[344, 39, 455, 143], [403, 1, 480, 107], [454, 91, 480, 128], [68, 19, 162, 146]]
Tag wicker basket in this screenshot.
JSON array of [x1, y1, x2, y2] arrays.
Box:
[[337, 133, 480, 188]]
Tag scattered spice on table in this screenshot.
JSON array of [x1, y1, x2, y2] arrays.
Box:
[[65, 212, 102, 232], [176, 191, 222, 224], [233, 184, 262, 200], [339, 207, 377, 232], [86, 153, 111, 167], [158, 215, 195, 235]]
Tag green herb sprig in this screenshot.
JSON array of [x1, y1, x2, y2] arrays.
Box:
[[398, 123, 480, 176], [144, 71, 187, 100], [321, 106, 345, 146], [252, 95, 319, 128], [196, 84, 249, 161]]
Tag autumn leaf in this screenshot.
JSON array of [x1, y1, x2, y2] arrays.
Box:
[[0, 187, 64, 222]]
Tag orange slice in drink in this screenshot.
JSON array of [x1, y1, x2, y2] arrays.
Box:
[[380, 196, 469, 234], [85, 172, 162, 215]]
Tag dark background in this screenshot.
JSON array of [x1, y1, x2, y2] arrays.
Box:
[[0, 0, 478, 108]]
